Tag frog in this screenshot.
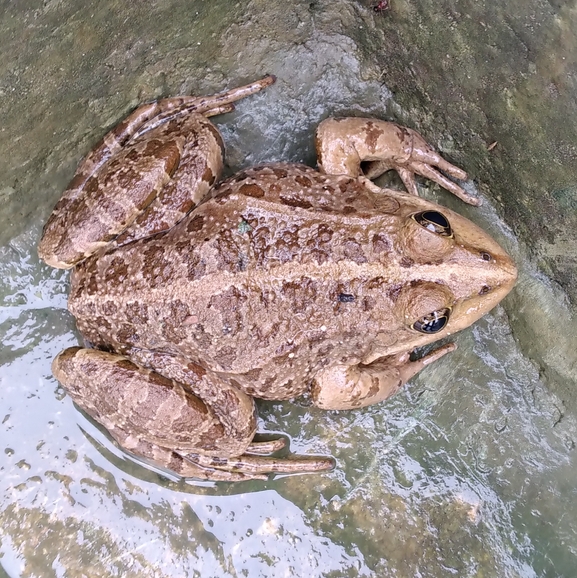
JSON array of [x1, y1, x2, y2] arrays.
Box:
[[38, 75, 517, 481]]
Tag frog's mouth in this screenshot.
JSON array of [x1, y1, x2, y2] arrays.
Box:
[[449, 260, 517, 335]]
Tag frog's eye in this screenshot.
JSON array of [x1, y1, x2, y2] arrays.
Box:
[[413, 211, 453, 237], [412, 307, 451, 334]]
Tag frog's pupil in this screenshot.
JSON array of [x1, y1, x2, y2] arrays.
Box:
[[412, 308, 450, 334], [423, 317, 445, 332], [422, 211, 448, 228], [413, 211, 452, 237]]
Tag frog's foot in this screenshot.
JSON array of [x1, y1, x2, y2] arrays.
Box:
[[311, 343, 456, 410], [77, 75, 275, 183], [121, 429, 332, 482], [131, 75, 276, 138], [181, 450, 335, 480], [109, 426, 271, 482], [64, 75, 276, 192], [316, 118, 480, 206]]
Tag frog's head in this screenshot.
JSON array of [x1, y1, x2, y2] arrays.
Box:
[[388, 193, 517, 343]]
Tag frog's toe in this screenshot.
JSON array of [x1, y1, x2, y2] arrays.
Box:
[[182, 451, 335, 478], [245, 438, 287, 455], [397, 166, 419, 196], [402, 160, 480, 206]]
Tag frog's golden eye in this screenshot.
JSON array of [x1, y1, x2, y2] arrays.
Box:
[[412, 307, 451, 334], [413, 211, 453, 237]]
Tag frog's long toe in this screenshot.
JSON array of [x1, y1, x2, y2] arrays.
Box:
[[245, 438, 287, 455], [182, 452, 335, 478]]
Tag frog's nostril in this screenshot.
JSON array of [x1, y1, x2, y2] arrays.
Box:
[[480, 251, 492, 262], [479, 285, 492, 296]]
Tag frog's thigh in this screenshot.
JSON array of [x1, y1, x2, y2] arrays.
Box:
[[39, 137, 183, 268], [311, 344, 456, 410], [114, 115, 225, 246], [52, 347, 256, 458]]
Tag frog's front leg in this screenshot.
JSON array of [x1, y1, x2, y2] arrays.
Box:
[[53, 347, 334, 481], [311, 343, 456, 410], [315, 118, 480, 206]]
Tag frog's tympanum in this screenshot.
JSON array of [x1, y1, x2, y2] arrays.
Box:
[[39, 76, 517, 481]]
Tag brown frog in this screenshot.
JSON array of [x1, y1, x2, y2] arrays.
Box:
[[38, 76, 517, 481]]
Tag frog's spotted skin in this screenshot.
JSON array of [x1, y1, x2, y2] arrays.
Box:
[[39, 76, 517, 481], [38, 77, 274, 269]]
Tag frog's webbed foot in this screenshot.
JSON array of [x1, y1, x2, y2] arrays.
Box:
[[363, 127, 479, 205], [130, 74, 276, 139], [315, 118, 480, 206], [311, 343, 456, 410]]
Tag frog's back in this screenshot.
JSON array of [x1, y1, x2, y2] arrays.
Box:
[[69, 164, 402, 386]]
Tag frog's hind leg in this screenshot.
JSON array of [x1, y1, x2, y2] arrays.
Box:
[[71, 74, 275, 171], [38, 76, 276, 269], [53, 347, 334, 482], [51, 75, 276, 198], [106, 423, 270, 482], [53, 346, 257, 453], [125, 348, 335, 480], [54, 347, 266, 482], [112, 78, 278, 247]]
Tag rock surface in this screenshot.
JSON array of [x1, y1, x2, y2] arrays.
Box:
[[1, 1, 576, 576]]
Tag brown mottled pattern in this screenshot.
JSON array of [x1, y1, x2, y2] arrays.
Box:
[[372, 232, 392, 254], [40, 136, 181, 267], [66, 163, 443, 401], [362, 120, 386, 153], [43, 95, 518, 478], [39, 107, 225, 269], [53, 347, 257, 459], [71, 151, 506, 399], [238, 183, 265, 198], [123, 348, 257, 456], [114, 114, 224, 246]]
